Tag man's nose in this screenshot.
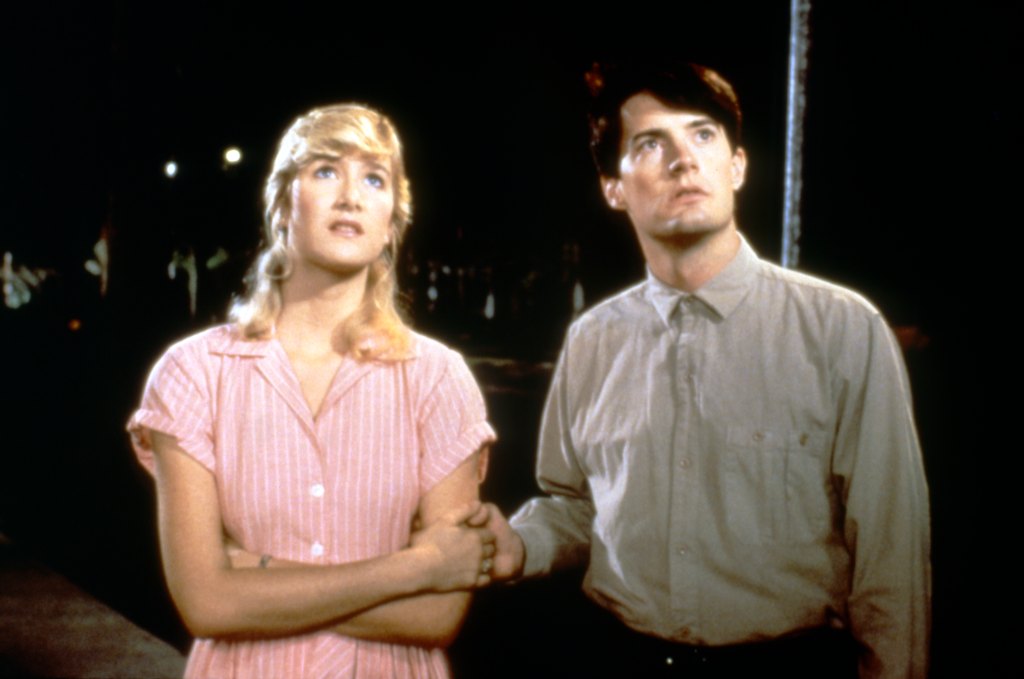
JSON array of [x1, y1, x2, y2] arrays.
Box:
[[668, 142, 697, 175]]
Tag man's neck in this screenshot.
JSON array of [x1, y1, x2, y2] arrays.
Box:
[[641, 225, 741, 292]]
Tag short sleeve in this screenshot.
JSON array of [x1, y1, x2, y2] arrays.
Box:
[[415, 349, 496, 493], [126, 342, 216, 476]]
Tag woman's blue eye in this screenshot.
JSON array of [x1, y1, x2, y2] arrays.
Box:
[[365, 174, 386, 189], [313, 166, 337, 178]]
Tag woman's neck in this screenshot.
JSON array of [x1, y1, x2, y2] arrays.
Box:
[[276, 266, 369, 358]]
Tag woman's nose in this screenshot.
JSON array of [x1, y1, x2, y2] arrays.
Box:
[[334, 174, 362, 209]]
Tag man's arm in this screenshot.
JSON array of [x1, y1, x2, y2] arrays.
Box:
[[503, 342, 594, 579], [832, 314, 931, 679]]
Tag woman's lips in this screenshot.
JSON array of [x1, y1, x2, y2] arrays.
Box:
[[329, 220, 364, 236]]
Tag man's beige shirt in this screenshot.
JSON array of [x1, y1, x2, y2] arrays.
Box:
[[511, 237, 930, 678]]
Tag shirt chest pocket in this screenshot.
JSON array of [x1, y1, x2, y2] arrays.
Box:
[[723, 425, 833, 546]]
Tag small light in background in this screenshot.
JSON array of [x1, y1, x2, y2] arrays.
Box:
[[224, 147, 242, 165], [205, 247, 229, 270], [3, 251, 50, 309], [164, 160, 178, 178], [68, 318, 82, 331], [484, 292, 495, 320], [573, 281, 585, 316], [84, 236, 110, 296]]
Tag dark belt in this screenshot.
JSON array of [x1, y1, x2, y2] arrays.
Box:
[[623, 626, 858, 677], [589, 606, 859, 678]]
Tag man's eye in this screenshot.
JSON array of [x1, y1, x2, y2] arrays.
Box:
[[365, 173, 387, 189], [695, 128, 715, 142], [313, 166, 337, 178], [639, 138, 659, 150]]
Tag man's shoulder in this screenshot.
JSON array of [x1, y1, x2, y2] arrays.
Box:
[[568, 281, 649, 334], [753, 258, 884, 323]]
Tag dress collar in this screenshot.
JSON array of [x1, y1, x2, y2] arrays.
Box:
[[205, 325, 274, 356], [204, 324, 424, 360]]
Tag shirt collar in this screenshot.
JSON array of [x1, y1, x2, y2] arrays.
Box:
[[644, 233, 759, 325]]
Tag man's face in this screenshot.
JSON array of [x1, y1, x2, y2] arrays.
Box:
[[602, 92, 747, 246]]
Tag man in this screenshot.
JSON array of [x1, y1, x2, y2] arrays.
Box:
[[484, 62, 930, 678]]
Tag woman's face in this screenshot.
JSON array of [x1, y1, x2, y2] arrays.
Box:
[[285, 151, 395, 279]]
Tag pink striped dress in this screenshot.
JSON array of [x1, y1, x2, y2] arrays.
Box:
[[128, 325, 495, 679]]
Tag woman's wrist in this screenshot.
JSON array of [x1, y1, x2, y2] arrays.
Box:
[[402, 542, 444, 593]]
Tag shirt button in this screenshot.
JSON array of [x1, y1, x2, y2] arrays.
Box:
[[311, 542, 324, 557], [679, 458, 691, 469], [678, 545, 688, 556], [310, 483, 325, 498], [752, 431, 765, 442]]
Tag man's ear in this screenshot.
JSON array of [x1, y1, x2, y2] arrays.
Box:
[[601, 176, 627, 211], [731, 147, 747, 191]]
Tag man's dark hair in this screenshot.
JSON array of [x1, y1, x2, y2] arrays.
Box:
[[586, 61, 743, 177]]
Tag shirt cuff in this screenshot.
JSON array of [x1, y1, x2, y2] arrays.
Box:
[[510, 509, 560, 578]]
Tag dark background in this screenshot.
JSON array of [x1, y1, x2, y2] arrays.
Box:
[[1, 2, 1016, 677]]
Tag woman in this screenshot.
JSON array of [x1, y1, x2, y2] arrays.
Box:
[[128, 104, 497, 678]]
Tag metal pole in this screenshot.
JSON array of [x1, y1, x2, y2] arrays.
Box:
[[782, 0, 811, 268]]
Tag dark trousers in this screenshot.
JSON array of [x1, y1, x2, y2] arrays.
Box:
[[578, 605, 860, 679]]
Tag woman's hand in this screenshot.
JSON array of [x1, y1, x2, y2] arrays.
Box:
[[409, 503, 496, 590], [223, 534, 260, 569], [151, 430, 488, 639], [200, 450, 492, 645]]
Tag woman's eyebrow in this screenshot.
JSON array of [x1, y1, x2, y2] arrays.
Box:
[[362, 158, 392, 175]]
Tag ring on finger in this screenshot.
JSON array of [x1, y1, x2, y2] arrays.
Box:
[[481, 558, 493, 574]]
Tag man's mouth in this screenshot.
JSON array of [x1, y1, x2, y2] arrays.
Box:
[[674, 187, 708, 202]]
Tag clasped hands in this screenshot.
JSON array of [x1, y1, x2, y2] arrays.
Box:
[[409, 501, 525, 590], [223, 502, 524, 590], [409, 503, 497, 589]]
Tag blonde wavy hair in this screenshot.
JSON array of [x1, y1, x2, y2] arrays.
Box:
[[229, 103, 413, 360]]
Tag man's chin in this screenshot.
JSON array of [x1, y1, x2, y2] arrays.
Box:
[[654, 221, 732, 245]]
